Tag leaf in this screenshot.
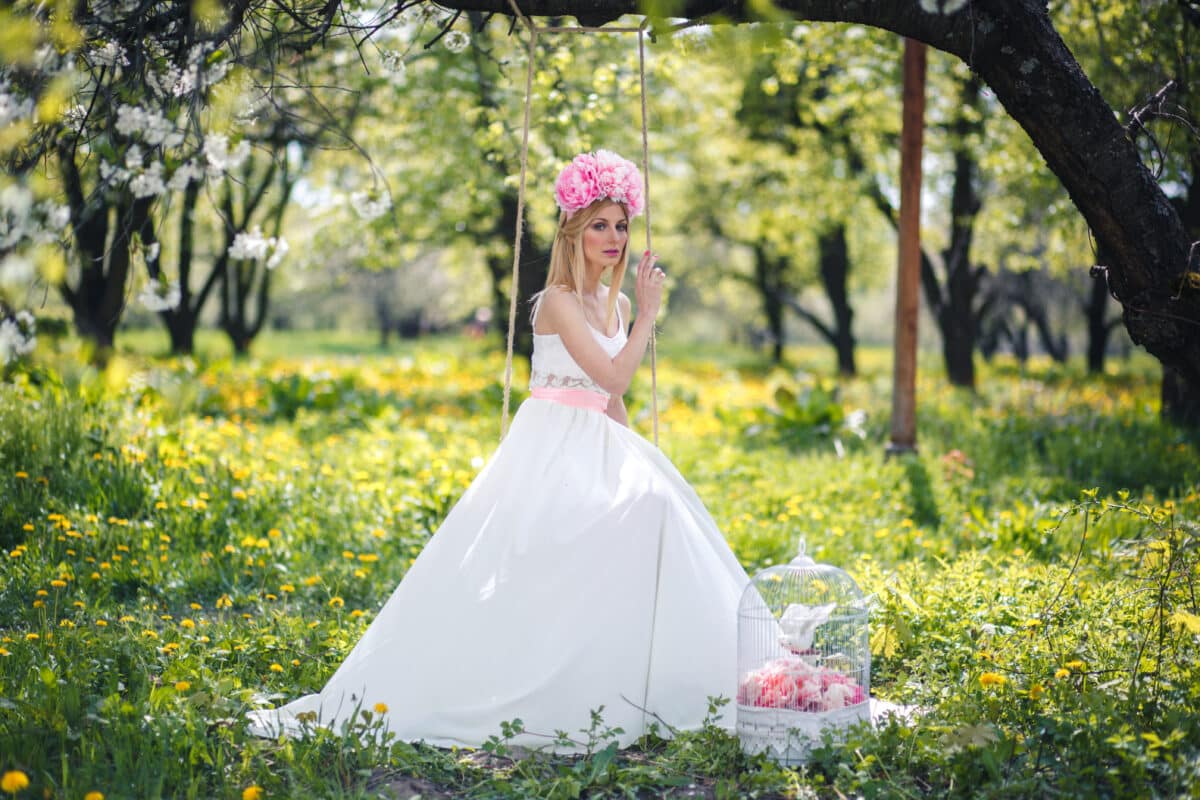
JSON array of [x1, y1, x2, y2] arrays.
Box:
[[1169, 610, 1200, 634]]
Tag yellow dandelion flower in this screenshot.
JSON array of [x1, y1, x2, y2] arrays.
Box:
[[242, 787, 264, 800], [374, 702, 389, 714], [190, 603, 202, 610], [95, 620, 107, 627], [1028, 684, 1045, 699], [350, 609, 364, 618], [35, 590, 48, 597], [118, 615, 134, 623], [1054, 668, 1071, 680], [32, 601, 44, 609], [291, 659, 300, 666], [269, 663, 284, 673], [0, 648, 9, 657], [24, 633, 38, 641], [1064, 660, 1085, 670], [14, 471, 28, 479], [979, 672, 1007, 688], [180, 619, 195, 629], [1, 770, 30, 794], [267, 528, 282, 538], [21, 523, 33, 532], [174, 681, 191, 691], [279, 584, 295, 593], [50, 580, 67, 588], [85, 792, 105, 800], [328, 597, 344, 608]]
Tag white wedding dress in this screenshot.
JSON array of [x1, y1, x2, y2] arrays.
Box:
[[247, 305, 752, 750]]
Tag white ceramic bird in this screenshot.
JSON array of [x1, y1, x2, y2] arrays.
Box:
[[778, 602, 837, 653]]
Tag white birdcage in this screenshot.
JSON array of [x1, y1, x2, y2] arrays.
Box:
[[737, 541, 870, 766]]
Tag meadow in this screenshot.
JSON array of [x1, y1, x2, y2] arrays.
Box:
[[1, 332, 1198, 799]]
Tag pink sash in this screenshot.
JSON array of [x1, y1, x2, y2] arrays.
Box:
[[530, 386, 609, 413]]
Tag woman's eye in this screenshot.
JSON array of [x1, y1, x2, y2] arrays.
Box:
[[617, 224, 628, 232]]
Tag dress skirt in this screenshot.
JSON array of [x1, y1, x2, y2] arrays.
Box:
[[247, 396, 750, 750]]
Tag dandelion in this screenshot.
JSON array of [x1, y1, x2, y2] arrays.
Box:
[[1064, 659, 1086, 670], [24, 633, 37, 641], [979, 672, 1007, 688], [180, 619, 195, 629], [328, 597, 344, 608], [374, 702, 389, 714], [1, 770, 30, 794], [85, 792, 105, 800], [269, 663, 283, 673], [1054, 668, 1071, 680], [1028, 684, 1045, 699], [242, 787, 264, 800], [174, 680, 191, 691]]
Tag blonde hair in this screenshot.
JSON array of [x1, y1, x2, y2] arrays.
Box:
[[540, 199, 630, 328]]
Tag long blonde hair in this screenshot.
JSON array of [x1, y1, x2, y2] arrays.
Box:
[[540, 199, 630, 328]]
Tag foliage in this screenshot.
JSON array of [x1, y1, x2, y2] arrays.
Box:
[[0, 335, 1197, 798]]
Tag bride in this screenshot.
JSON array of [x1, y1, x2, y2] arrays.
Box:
[[247, 151, 752, 750]]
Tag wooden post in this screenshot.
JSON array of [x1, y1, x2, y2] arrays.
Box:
[[888, 38, 926, 456]]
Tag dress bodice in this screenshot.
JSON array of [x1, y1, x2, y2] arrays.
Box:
[[530, 299, 626, 398]]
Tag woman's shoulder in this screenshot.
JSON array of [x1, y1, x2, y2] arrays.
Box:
[[532, 285, 581, 333]]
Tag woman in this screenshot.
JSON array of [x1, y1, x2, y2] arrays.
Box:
[[248, 151, 751, 750]]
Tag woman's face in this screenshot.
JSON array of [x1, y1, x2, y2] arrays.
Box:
[[580, 203, 629, 272]]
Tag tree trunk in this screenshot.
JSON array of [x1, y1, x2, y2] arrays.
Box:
[[1085, 269, 1115, 374], [485, 192, 547, 360], [752, 245, 787, 364], [817, 225, 856, 376], [445, 0, 1200, 422]]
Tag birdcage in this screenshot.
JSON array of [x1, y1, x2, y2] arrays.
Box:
[[737, 541, 870, 766]]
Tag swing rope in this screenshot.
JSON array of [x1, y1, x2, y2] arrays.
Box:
[[499, 4, 666, 737], [499, 3, 658, 447]]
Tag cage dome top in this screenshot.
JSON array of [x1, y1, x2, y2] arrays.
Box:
[[739, 540, 866, 616]]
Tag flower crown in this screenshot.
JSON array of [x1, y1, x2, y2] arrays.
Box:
[[553, 150, 645, 219]]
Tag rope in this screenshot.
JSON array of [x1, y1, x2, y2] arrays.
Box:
[[498, 5, 660, 447], [638, 20, 658, 448], [499, 2, 538, 440]]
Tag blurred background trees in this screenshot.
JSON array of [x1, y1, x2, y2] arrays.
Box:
[[2, 0, 1197, 417]]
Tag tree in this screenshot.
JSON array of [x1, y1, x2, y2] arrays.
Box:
[[428, 0, 1200, 423]]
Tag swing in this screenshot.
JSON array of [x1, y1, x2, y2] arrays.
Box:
[[499, 1, 660, 447]]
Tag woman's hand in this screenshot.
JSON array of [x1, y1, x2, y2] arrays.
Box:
[[634, 250, 665, 321]]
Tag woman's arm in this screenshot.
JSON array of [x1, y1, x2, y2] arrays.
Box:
[[606, 394, 629, 426], [538, 252, 663, 397]]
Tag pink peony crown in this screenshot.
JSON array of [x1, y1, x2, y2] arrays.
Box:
[[553, 150, 645, 219]]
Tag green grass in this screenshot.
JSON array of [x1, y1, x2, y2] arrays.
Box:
[[1, 333, 1197, 799]]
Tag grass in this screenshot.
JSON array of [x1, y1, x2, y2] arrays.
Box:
[[1, 331, 1197, 799]]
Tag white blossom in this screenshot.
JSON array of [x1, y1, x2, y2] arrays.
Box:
[[115, 104, 184, 148], [88, 41, 128, 68], [350, 191, 391, 221], [129, 161, 166, 198], [0, 315, 36, 365], [266, 237, 288, 269], [0, 88, 34, 128], [228, 226, 287, 269], [0, 254, 36, 287], [918, 0, 968, 13], [204, 133, 251, 174], [381, 51, 407, 85], [167, 161, 205, 192], [137, 278, 181, 312], [443, 30, 470, 53], [145, 242, 160, 264]]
